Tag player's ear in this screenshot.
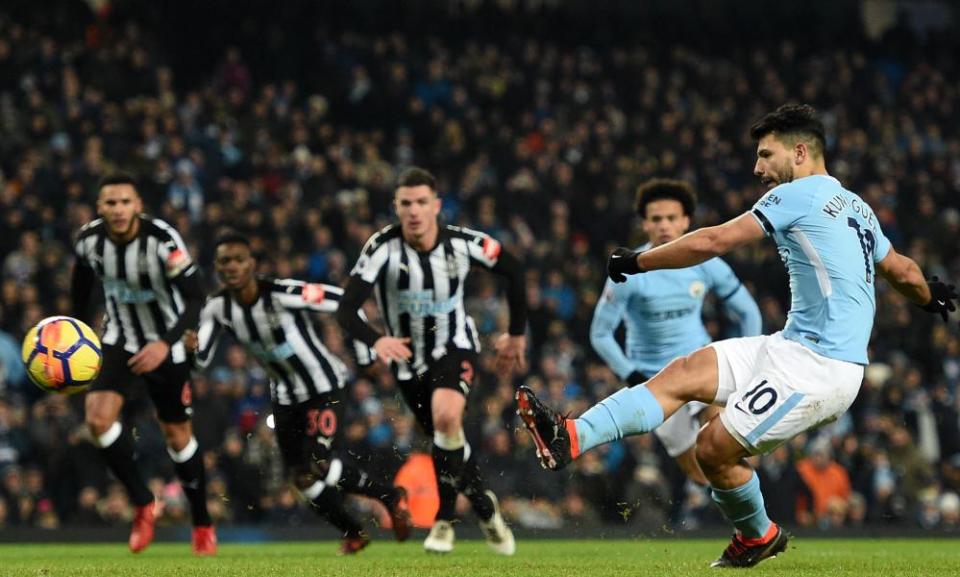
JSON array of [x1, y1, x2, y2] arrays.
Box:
[[794, 142, 807, 165]]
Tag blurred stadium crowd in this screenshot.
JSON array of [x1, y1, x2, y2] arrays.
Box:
[[1, 1, 959, 533]]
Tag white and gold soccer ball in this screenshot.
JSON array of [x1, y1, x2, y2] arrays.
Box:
[[21, 316, 102, 394]]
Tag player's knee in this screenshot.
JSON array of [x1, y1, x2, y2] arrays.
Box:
[[657, 356, 696, 393], [695, 433, 724, 474], [84, 412, 115, 437], [160, 423, 192, 450], [432, 410, 462, 434]]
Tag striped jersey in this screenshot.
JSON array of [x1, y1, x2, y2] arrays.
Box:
[[349, 224, 504, 380], [195, 278, 372, 405], [73, 215, 197, 363]]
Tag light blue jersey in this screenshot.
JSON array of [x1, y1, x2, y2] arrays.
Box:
[[751, 175, 891, 365], [591, 248, 762, 378]]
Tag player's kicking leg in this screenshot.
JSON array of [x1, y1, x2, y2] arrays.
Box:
[[516, 336, 803, 568], [516, 345, 719, 470]]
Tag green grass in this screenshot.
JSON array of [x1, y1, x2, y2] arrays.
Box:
[[2, 539, 959, 577]]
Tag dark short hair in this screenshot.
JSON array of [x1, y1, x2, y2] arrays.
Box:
[[214, 230, 251, 250], [749, 104, 826, 157], [396, 166, 437, 192], [635, 179, 697, 218], [97, 171, 139, 193]]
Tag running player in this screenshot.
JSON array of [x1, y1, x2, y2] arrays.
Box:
[[72, 173, 216, 555], [185, 231, 411, 555], [337, 167, 524, 555]]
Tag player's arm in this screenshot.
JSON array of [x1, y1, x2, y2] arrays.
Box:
[[160, 268, 205, 346], [609, 213, 765, 282], [708, 260, 763, 337], [876, 248, 956, 320], [130, 234, 203, 374], [189, 300, 223, 370], [464, 230, 528, 373], [336, 276, 411, 363], [70, 259, 98, 326], [336, 234, 411, 364], [589, 279, 643, 384]]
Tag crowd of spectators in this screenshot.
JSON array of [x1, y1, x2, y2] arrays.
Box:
[[1, 1, 960, 533]]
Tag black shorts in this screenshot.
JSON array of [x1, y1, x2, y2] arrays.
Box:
[[398, 350, 478, 436], [272, 391, 343, 475], [90, 344, 193, 423]]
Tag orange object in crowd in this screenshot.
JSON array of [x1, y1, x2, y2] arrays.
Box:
[[394, 452, 439, 529]]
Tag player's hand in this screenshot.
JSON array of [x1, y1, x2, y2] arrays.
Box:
[[494, 333, 527, 375], [128, 340, 171, 375], [374, 336, 412, 364], [183, 330, 199, 354], [920, 277, 958, 322], [607, 247, 643, 283]]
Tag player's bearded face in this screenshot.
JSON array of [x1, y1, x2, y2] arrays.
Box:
[[215, 244, 255, 290], [97, 184, 143, 238], [395, 185, 441, 239], [754, 135, 795, 189]]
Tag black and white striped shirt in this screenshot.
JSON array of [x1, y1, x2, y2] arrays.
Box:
[[343, 224, 516, 381], [195, 278, 373, 406], [73, 215, 199, 364]]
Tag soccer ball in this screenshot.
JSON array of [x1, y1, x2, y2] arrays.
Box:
[[21, 316, 102, 394]]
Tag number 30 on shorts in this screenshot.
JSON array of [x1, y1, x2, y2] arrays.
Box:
[[306, 408, 337, 437], [734, 379, 779, 415]]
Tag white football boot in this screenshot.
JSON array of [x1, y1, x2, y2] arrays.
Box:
[[423, 520, 455, 553], [479, 490, 516, 556]]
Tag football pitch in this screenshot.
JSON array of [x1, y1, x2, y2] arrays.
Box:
[[2, 539, 958, 577]]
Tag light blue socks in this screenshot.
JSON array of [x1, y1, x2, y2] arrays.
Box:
[[710, 471, 772, 539], [574, 385, 664, 453]]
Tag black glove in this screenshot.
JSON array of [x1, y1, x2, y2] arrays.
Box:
[[607, 247, 643, 283], [920, 277, 958, 322], [625, 371, 647, 386]]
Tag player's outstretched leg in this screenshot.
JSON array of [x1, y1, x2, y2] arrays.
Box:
[[697, 419, 788, 568], [519, 382, 665, 470], [335, 457, 411, 542], [517, 350, 719, 470]]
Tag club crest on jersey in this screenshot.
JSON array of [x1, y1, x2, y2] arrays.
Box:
[[481, 237, 501, 261], [603, 286, 616, 302], [166, 247, 191, 276], [689, 280, 706, 299], [302, 283, 325, 304]]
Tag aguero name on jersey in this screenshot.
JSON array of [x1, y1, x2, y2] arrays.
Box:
[[751, 174, 891, 365], [591, 246, 763, 378], [72, 215, 201, 364], [194, 278, 373, 406]]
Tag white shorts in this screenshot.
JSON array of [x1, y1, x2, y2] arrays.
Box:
[[709, 332, 864, 455], [654, 401, 709, 457]]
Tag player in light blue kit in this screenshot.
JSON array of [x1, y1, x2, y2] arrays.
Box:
[[518, 105, 958, 567], [590, 179, 762, 485]]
